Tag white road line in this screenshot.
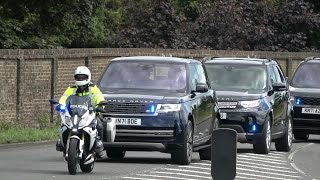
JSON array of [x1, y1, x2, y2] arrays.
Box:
[[122, 177, 161, 180], [288, 143, 313, 160], [136, 174, 198, 180], [238, 154, 288, 163], [191, 162, 211, 166], [149, 171, 212, 179], [237, 161, 291, 170], [162, 168, 211, 175], [236, 163, 298, 174], [288, 143, 314, 176], [237, 172, 296, 180], [290, 163, 306, 175], [178, 166, 210, 171], [236, 176, 260, 180], [237, 167, 302, 178], [239, 153, 286, 160], [237, 157, 287, 165], [270, 151, 288, 155]]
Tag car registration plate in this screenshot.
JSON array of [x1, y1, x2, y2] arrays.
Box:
[[302, 108, 320, 115], [220, 113, 227, 119], [115, 118, 141, 125]]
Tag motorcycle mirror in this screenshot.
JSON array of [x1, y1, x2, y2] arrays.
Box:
[[96, 106, 105, 113], [49, 99, 58, 105]]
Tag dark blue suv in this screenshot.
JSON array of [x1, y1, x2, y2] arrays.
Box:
[[204, 58, 293, 154], [98, 56, 219, 164], [289, 57, 320, 140]]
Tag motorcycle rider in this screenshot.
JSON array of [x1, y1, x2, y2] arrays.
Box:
[[55, 66, 105, 159]]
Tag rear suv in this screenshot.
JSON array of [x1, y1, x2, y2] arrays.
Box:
[[98, 56, 219, 164], [289, 57, 320, 140], [204, 58, 293, 154]]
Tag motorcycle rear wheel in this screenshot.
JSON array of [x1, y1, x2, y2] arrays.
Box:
[[68, 138, 79, 175]]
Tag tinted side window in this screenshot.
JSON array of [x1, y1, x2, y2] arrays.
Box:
[[189, 64, 207, 91], [196, 64, 207, 84], [268, 66, 277, 85], [276, 65, 285, 83], [189, 64, 198, 91], [272, 65, 283, 83]]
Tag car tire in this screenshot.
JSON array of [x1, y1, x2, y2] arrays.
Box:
[[199, 117, 219, 160], [253, 116, 271, 154], [294, 133, 309, 141], [275, 114, 293, 152], [106, 148, 126, 159], [171, 120, 193, 165]]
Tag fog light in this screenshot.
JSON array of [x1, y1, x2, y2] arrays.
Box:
[[296, 98, 302, 105], [252, 124, 257, 132]]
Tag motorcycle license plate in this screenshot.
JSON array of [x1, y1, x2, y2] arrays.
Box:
[[115, 118, 141, 125]]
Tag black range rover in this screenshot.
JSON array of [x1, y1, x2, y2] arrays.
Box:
[[204, 58, 293, 154], [98, 56, 219, 164], [289, 57, 320, 140]]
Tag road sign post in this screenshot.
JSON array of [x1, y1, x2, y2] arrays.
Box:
[[211, 128, 237, 180]]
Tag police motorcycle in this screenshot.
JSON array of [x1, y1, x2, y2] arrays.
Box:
[[50, 95, 107, 175]]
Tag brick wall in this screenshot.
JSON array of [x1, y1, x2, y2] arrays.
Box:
[[0, 48, 319, 127], [0, 60, 17, 123]]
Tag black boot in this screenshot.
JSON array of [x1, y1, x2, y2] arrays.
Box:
[[56, 139, 63, 152], [95, 138, 104, 159]]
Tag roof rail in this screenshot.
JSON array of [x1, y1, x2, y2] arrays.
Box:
[[305, 56, 320, 61], [202, 56, 213, 62]]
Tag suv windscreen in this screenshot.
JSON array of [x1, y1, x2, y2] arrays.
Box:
[[206, 64, 267, 92], [99, 61, 187, 92], [291, 63, 320, 88]]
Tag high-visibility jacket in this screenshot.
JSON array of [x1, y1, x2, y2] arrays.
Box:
[[59, 82, 105, 107]]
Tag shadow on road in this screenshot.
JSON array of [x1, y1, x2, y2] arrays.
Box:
[[0, 167, 107, 176], [293, 139, 320, 144], [97, 157, 172, 164]]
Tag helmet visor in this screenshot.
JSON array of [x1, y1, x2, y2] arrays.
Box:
[[74, 74, 88, 81]]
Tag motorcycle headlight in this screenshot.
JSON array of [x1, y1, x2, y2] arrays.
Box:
[[239, 100, 260, 108], [156, 104, 181, 113], [64, 116, 73, 128]]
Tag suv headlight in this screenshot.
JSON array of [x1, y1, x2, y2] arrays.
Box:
[[156, 104, 181, 113], [290, 96, 295, 105], [239, 100, 260, 108]]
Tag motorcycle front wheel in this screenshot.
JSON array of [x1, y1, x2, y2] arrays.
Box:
[[68, 138, 79, 175]]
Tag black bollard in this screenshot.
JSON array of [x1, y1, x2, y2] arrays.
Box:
[[211, 128, 237, 180]]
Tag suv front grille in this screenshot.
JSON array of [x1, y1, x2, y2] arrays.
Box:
[[105, 102, 150, 114], [301, 97, 320, 106]]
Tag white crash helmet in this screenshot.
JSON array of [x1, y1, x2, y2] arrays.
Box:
[[74, 66, 91, 86]]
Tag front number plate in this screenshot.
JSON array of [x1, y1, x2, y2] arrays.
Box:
[[302, 108, 320, 115], [115, 118, 141, 125], [220, 113, 227, 120]]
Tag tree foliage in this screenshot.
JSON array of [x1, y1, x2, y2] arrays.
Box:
[[0, 0, 319, 51]]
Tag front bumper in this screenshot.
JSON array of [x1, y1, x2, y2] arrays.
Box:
[[293, 106, 320, 134], [101, 112, 187, 152], [219, 108, 268, 143]]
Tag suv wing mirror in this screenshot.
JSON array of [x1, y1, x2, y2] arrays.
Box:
[[195, 83, 209, 93], [273, 82, 287, 91]]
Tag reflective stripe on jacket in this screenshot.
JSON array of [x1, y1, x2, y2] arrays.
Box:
[[58, 83, 104, 107]]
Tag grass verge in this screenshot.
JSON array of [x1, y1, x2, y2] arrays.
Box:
[[0, 126, 59, 144]]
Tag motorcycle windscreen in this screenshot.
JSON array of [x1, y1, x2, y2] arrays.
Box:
[[66, 95, 92, 117]]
